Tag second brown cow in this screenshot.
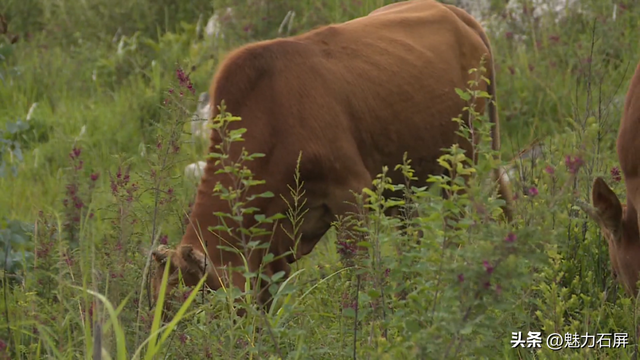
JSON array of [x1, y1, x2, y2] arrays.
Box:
[[151, 0, 514, 313], [581, 59, 640, 298]]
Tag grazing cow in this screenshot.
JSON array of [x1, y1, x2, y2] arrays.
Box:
[[580, 60, 640, 298], [151, 0, 514, 313]]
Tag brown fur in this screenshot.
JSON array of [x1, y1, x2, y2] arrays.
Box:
[[583, 60, 640, 298], [151, 0, 514, 312]]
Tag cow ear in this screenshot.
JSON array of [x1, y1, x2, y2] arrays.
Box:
[[152, 245, 170, 265], [178, 245, 207, 274], [590, 177, 623, 238]]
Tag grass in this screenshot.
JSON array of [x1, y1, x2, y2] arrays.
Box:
[[1, 0, 639, 358]]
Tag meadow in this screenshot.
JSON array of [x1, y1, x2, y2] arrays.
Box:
[[0, 0, 638, 358]]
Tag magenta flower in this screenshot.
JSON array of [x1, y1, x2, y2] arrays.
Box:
[[175, 67, 196, 94], [69, 147, 81, 160], [483, 260, 494, 275], [611, 167, 621, 182], [337, 240, 357, 257], [505, 232, 516, 243], [565, 155, 584, 174], [544, 165, 555, 175]]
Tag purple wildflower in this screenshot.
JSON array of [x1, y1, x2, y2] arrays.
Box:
[[337, 240, 357, 257], [544, 165, 555, 175], [565, 155, 584, 174], [611, 167, 621, 182], [483, 260, 494, 275], [505, 233, 517, 243]]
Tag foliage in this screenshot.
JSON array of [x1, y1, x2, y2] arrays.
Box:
[[0, 218, 34, 275], [0, 0, 639, 359]]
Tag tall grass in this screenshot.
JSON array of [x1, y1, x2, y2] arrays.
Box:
[[0, 0, 639, 358]]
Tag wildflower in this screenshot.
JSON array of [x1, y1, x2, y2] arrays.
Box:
[[528, 187, 539, 197], [171, 141, 180, 153], [74, 199, 84, 209], [176, 68, 188, 86], [90, 172, 100, 181], [70, 147, 81, 160], [483, 260, 494, 275], [458, 273, 464, 283], [611, 166, 621, 182], [544, 165, 555, 175], [175, 67, 196, 94], [160, 234, 168, 245], [66, 184, 77, 196], [505, 232, 517, 243], [337, 240, 357, 257], [565, 155, 584, 174]]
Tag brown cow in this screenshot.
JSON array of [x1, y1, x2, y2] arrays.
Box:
[[581, 60, 640, 298], [150, 0, 514, 314]]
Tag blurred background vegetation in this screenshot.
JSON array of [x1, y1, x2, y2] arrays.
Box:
[[1, 0, 639, 358]]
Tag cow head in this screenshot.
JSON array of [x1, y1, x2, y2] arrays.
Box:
[[580, 177, 640, 297], [150, 244, 210, 314]]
